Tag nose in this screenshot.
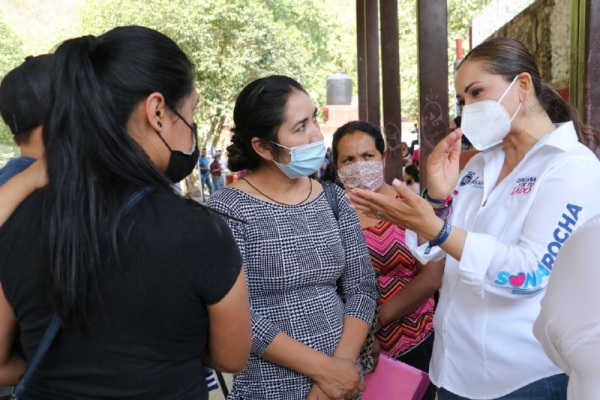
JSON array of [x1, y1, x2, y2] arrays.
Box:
[[310, 120, 324, 143]]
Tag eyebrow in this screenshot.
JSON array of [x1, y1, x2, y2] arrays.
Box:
[[292, 107, 318, 129], [463, 80, 482, 94]]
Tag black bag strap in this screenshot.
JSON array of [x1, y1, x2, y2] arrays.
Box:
[[321, 181, 339, 221], [10, 186, 153, 400]]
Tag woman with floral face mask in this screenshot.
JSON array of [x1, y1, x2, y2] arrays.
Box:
[[207, 76, 378, 400], [347, 38, 600, 400], [333, 121, 441, 400]]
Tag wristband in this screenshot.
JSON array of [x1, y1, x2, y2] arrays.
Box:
[[425, 219, 452, 254], [422, 189, 456, 208], [433, 204, 453, 220]]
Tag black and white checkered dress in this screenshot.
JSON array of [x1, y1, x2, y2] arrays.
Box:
[[208, 184, 378, 400]]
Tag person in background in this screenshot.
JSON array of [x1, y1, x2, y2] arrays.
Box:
[[0, 26, 251, 399], [0, 53, 52, 396], [401, 142, 412, 168], [332, 120, 440, 400], [404, 165, 420, 195], [210, 150, 224, 191], [411, 146, 420, 167], [318, 156, 330, 180], [208, 75, 378, 400], [0, 55, 51, 186], [347, 37, 600, 399], [198, 147, 213, 201], [534, 214, 600, 399]]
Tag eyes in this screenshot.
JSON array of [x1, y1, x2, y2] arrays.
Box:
[[341, 153, 376, 164], [295, 114, 320, 133], [457, 87, 483, 106]]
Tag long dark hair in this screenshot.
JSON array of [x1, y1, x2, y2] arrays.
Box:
[[227, 75, 306, 172], [43, 26, 195, 331], [460, 37, 600, 155]]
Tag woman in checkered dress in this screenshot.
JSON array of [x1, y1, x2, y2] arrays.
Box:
[[208, 75, 379, 400]]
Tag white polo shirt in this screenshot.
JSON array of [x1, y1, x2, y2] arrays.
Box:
[[410, 122, 600, 398]]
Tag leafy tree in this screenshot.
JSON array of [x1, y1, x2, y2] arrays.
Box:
[[78, 0, 354, 196], [0, 14, 25, 147], [79, 0, 353, 150]]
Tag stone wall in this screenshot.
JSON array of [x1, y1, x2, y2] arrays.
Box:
[[489, 0, 570, 92]]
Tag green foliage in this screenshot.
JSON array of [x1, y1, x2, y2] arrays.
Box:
[[78, 0, 355, 149], [0, 13, 24, 147]]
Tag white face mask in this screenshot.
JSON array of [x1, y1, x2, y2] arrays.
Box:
[[461, 75, 522, 151]]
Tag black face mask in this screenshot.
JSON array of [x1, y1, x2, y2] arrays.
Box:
[[164, 142, 200, 183], [156, 110, 200, 183]]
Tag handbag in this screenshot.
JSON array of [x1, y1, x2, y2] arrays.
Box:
[[362, 354, 430, 400], [321, 181, 380, 374], [1, 187, 152, 400]]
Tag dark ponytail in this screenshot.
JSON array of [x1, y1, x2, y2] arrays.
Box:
[[44, 26, 195, 331], [227, 75, 306, 172], [461, 37, 600, 157]]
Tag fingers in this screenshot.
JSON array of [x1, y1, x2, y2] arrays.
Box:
[[430, 129, 462, 159], [390, 179, 422, 205], [358, 379, 366, 392]]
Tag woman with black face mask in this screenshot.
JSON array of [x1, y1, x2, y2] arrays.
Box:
[[0, 26, 251, 399]]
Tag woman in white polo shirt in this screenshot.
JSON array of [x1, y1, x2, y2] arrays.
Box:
[[347, 37, 600, 399]]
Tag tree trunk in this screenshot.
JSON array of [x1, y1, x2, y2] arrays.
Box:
[[211, 116, 226, 150], [182, 167, 201, 199], [203, 117, 219, 149]]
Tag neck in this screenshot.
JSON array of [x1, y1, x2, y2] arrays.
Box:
[[242, 163, 314, 205], [19, 126, 44, 160], [250, 162, 303, 190], [503, 112, 556, 165]]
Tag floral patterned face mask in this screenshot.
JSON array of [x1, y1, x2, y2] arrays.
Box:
[[337, 160, 384, 191]]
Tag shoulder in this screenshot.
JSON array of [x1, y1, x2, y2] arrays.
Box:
[[207, 187, 248, 217]]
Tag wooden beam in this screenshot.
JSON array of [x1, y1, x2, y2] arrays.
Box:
[[357, 0, 367, 120], [365, 0, 381, 126], [417, 0, 449, 189], [380, 0, 403, 183]]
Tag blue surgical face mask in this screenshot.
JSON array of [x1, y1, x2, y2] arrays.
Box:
[[271, 140, 326, 179]]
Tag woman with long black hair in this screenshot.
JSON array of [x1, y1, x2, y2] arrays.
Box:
[[0, 26, 251, 399]]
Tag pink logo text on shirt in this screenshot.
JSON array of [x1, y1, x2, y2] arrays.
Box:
[[510, 176, 537, 195]]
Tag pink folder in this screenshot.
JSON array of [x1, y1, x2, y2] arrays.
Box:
[[363, 354, 431, 400]]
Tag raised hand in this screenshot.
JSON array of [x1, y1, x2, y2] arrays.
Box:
[[346, 180, 443, 241], [427, 128, 462, 199]]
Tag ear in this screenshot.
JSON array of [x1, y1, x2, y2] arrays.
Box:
[[517, 72, 533, 102], [144, 92, 167, 132], [382, 151, 387, 168], [251, 137, 275, 161]]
